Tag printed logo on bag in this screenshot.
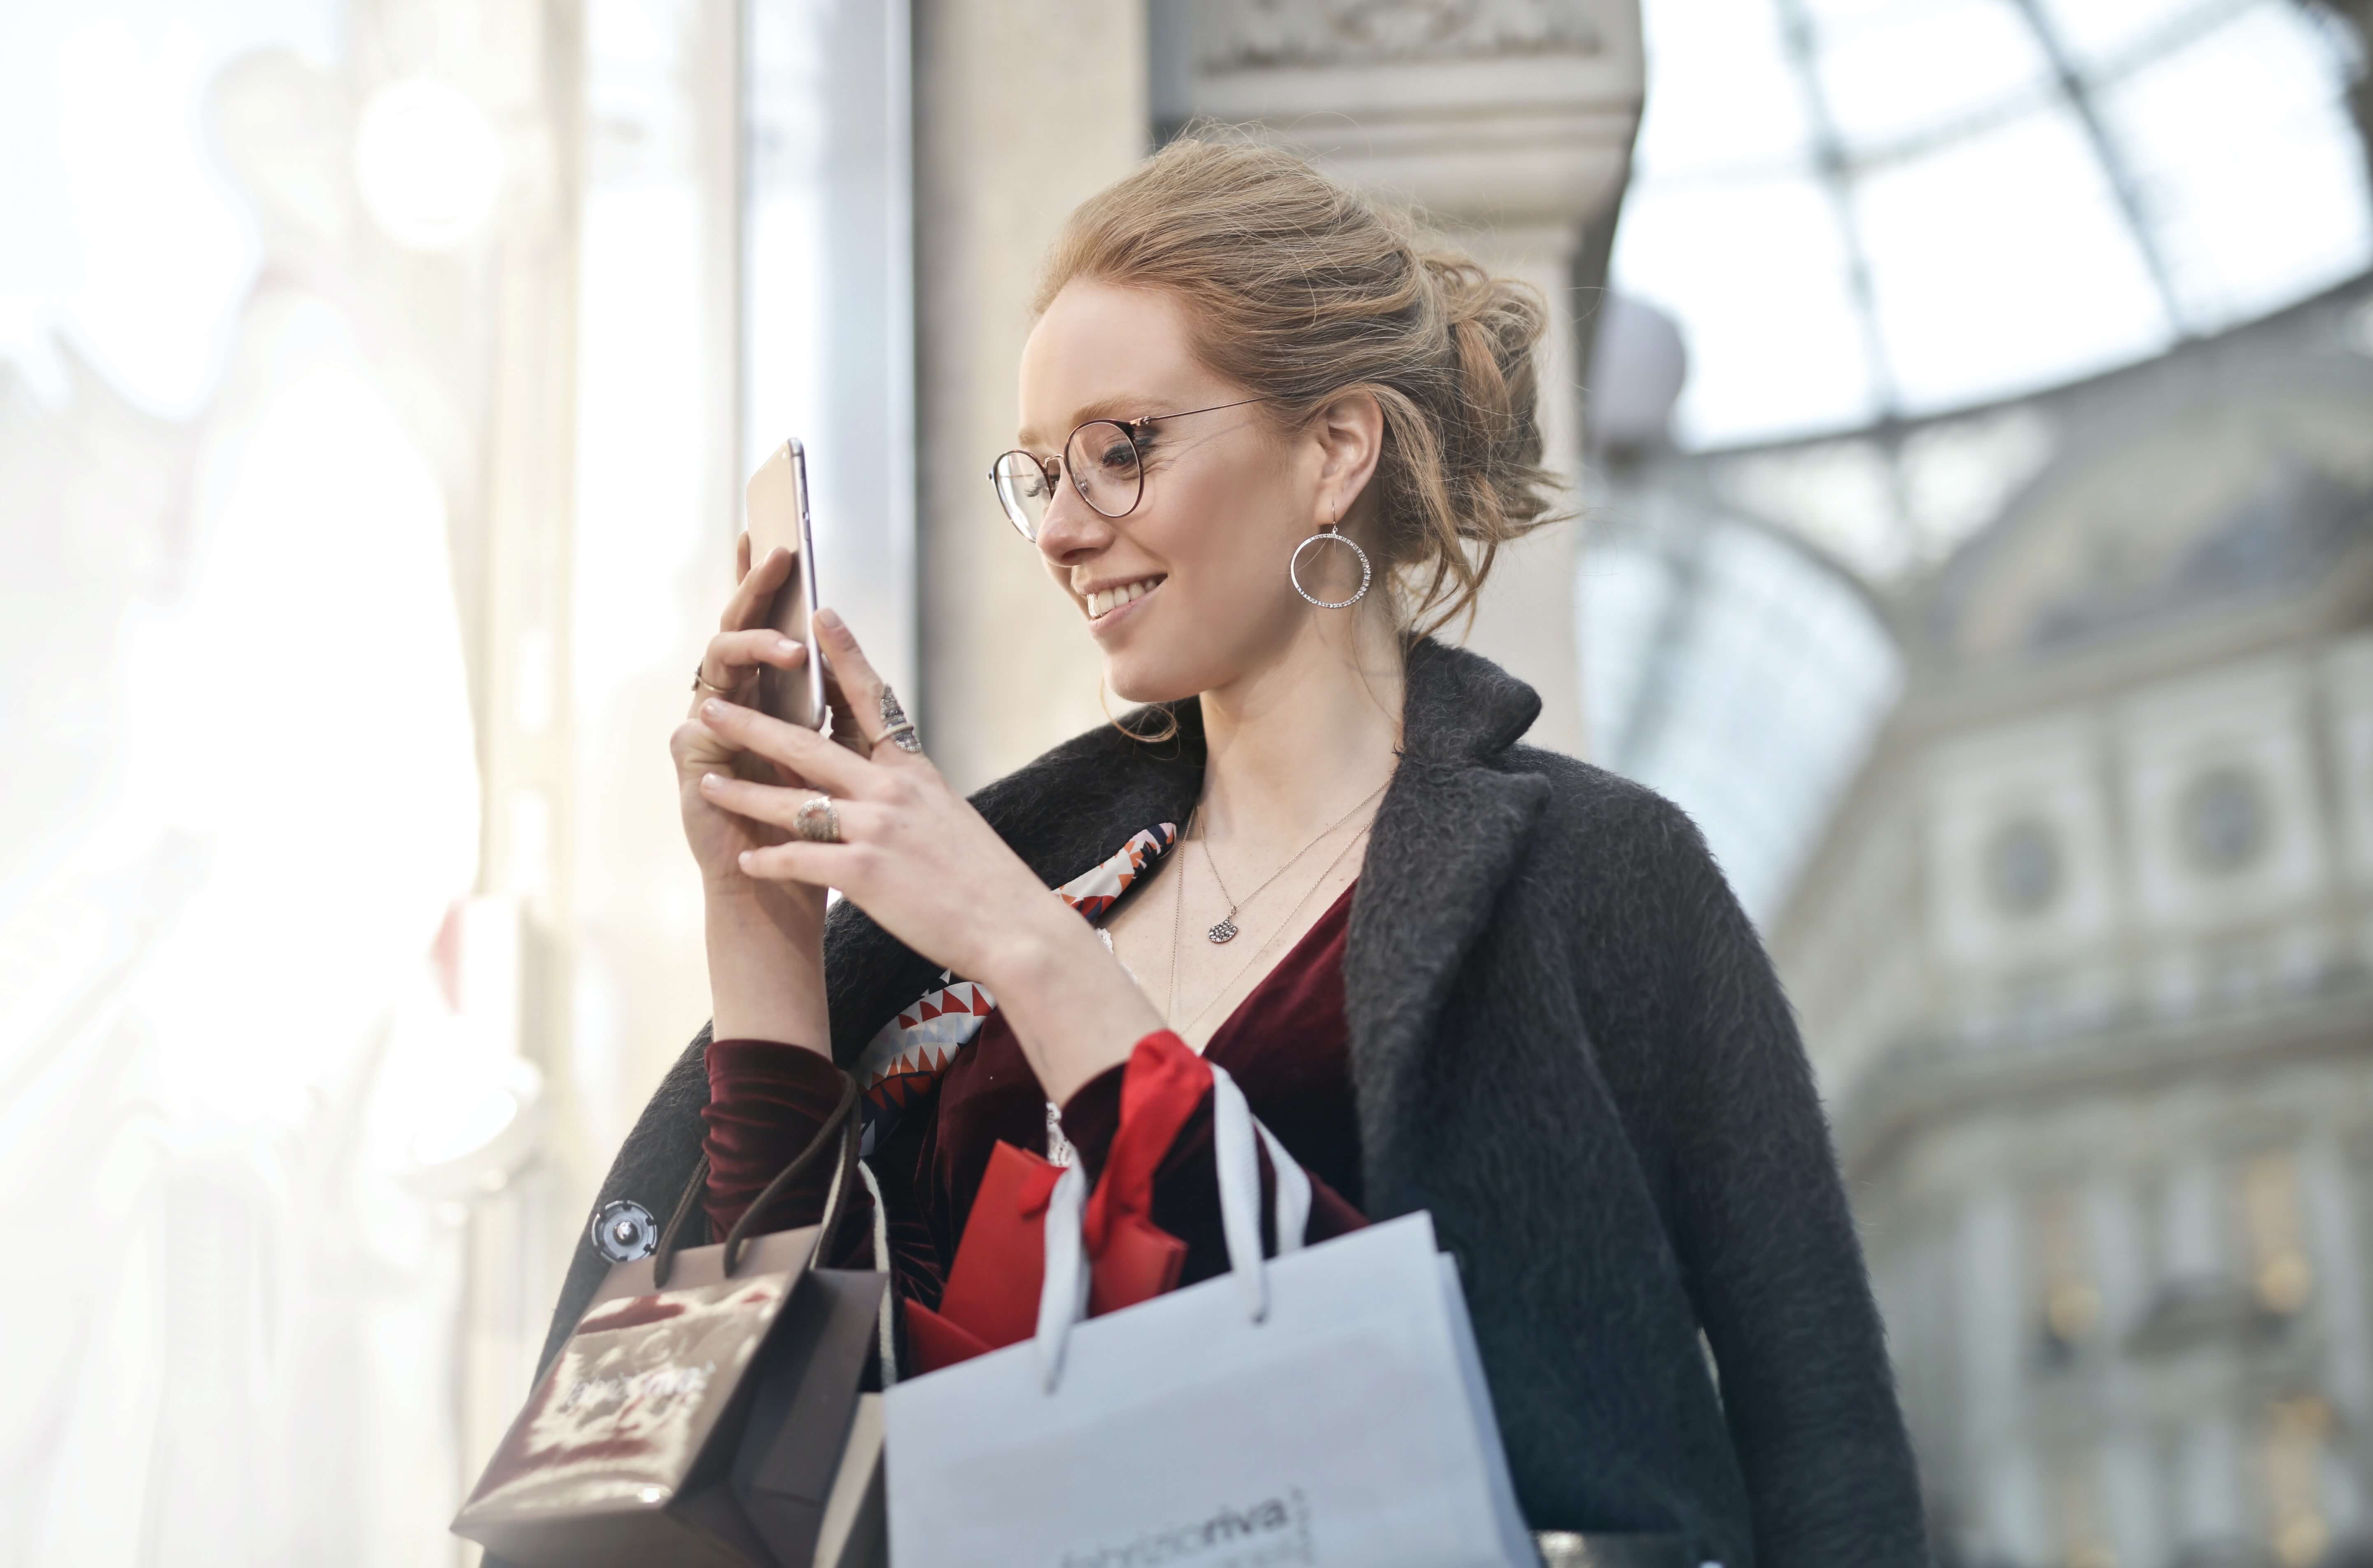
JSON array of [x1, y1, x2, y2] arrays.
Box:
[[1058, 1488, 1312, 1568], [551, 1359, 716, 1417], [463, 1273, 789, 1515]]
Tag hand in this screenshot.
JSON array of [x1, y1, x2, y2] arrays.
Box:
[[672, 533, 817, 895], [694, 610, 1163, 1101], [675, 531, 841, 1050]]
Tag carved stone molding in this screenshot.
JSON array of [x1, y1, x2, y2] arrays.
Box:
[[1154, 0, 1642, 227], [1197, 0, 1605, 72]]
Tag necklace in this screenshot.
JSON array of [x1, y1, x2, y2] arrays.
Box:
[[1165, 815, 1373, 1032], [1194, 781, 1388, 943]]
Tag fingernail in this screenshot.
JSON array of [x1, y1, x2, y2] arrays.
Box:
[[702, 699, 725, 720], [737, 850, 755, 870], [776, 638, 800, 656], [700, 772, 721, 790], [815, 607, 843, 632]]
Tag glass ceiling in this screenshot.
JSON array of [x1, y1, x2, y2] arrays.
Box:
[[1611, 0, 2373, 450], [1580, 508, 1903, 922]]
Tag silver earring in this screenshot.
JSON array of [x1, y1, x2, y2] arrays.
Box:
[[1289, 523, 1371, 609]]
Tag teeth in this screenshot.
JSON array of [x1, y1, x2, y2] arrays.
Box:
[[1086, 578, 1163, 618]]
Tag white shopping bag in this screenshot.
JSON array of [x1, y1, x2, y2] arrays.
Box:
[[884, 1063, 1534, 1566]]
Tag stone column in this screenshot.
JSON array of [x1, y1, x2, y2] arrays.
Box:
[[911, 0, 1149, 791], [1149, 0, 1645, 757]]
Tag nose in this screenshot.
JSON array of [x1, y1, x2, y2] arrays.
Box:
[[1033, 482, 1116, 570]]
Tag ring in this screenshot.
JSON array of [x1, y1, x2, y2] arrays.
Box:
[[877, 686, 923, 754], [791, 794, 842, 843], [692, 662, 739, 697]]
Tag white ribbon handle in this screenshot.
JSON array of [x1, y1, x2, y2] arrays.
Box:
[[1034, 1161, 1091, 1391], [1034, 1061, 1312, 1393], [1209, 1062, 1312, 1320]]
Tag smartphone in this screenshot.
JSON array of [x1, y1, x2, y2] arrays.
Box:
[[744, 438, 829, 731]]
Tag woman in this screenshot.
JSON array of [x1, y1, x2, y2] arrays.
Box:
[[543, 140, 1926, 1564]]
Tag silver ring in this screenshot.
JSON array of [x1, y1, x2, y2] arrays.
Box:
[[1289, 528, 1371, 610], [877, 686, 923, 754], [791, 794, 842, 843]]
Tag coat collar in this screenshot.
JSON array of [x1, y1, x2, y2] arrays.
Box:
[[1341, 641, 1551, 1208], [827, 638, 1553, 1180]]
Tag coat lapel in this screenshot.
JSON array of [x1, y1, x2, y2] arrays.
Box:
[[1341, 641, 1550, 1207]]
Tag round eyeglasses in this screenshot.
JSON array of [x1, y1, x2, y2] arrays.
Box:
[[988, 396, 1274, 542]]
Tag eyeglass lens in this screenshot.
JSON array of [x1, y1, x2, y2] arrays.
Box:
[[991, 419, 1144, 541]]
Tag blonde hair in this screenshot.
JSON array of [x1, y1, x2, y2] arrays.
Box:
[[1034, 136, 1562, 636]]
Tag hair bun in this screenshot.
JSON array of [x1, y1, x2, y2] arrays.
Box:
[[1420, 254, 1550, 548]]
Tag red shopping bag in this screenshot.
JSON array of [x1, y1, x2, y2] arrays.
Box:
[[903, 1034, 1217, 1372]]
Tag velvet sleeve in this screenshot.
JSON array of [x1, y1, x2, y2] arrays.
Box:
[[700, 1039, 850, 1239], [1058, 1063, 1366, 1287]]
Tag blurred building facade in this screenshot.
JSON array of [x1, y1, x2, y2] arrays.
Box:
[[1578, 1, 2373, 1560], [1770, 278, 2373, 1567], [1574, 1, 2373, 1561]]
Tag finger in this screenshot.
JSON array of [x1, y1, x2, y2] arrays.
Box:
[[698, 774, 893, 843], [812, 608, 924, 763], [735, 529, 752, 582], [821, 662, 871, 757], [671, 717, 732, 773], [701, 628, 807, 685], [737, 839, 862, 888], [721, 545, 793, 633], [698, 695, 879, 798]]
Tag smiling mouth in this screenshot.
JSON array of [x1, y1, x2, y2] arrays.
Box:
[[1084, 576, 1165, 620]]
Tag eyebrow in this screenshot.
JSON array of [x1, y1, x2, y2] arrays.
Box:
[[1014, 393, 1164, 451]]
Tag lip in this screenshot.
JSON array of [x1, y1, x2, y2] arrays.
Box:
[[1083, 576, 1163, 637]]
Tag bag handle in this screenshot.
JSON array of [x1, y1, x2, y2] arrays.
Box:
[[1035, 1060, 1308, 1391], [652, 1069, 861, 1286], [650, 1153, 713, 1288]]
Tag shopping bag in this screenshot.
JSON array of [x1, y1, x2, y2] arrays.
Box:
[[807, 1393, 889, 1568], [903, 1135, 1190, 1374], [730, 1264, 883, 1563], [883, 1058, 1536, 1566], [456, 1073, 878, 1567]]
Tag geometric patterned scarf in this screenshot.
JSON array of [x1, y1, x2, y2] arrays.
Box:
[[847, 821, 1179, 1156]]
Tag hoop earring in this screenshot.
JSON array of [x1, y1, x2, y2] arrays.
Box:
[[1289, 524, 1372, 609]]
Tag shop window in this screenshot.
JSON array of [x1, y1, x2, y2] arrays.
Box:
[[2054, 1448, 2117, 1568], [2033, 1186, 2103, 1363], [2261, 1395, 2334, 1567], [2236, 1152, 2314, 1315]]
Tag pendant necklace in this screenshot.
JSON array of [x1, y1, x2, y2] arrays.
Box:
[[1194, 780, 1387, 944], [1167, 823, 1372, 1035]]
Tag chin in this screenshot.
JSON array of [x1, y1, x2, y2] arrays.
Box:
[[1100, 636, 1223, 710], [1103, 655, 1202, 710]]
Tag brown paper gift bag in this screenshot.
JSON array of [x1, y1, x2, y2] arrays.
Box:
[[455, 1074, 882, 1567]]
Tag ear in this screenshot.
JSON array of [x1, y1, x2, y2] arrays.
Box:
[[1308, 389, 1385, 528]]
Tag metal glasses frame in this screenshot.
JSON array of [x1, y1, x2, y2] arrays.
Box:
[[988, 395, 1275, 540]]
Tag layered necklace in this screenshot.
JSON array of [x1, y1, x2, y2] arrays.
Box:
[[1192, 781, 1389, 944], [1164, 789, 1382, 1034]]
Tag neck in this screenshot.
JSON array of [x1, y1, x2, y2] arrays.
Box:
[[1193, 604, 1405, 855]]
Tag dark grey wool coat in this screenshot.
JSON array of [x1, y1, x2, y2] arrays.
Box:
[[533, 638, 1927, 1566]]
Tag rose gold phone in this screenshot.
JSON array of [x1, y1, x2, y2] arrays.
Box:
[[745, 438, 829, 731]]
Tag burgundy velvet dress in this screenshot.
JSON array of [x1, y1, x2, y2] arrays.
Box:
[[699, 882, 1369, 1309]]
